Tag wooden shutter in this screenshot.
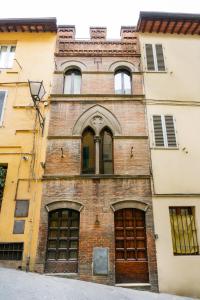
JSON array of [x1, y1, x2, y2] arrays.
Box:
[[153, 115, 164, 147], [145, 44, 155, 71], [155, 44, 165, 71], [165, 116, 177, 147]]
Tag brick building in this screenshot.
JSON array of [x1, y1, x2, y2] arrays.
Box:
[[35, 25, 158, 291]]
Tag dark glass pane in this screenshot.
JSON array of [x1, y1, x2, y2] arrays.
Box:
[[48, 240, 57, 248], [59, 240, 68, 248], [82, 127, 95, 174], [58, 250, 67, 259], [70, 240, 78, 248], [49, 229, 58, 238], [50, 219, 59, 227], [69, 250, 78, 260], [70, 229, 79, 237], [47, 250, 56, 260], [100, 128, 113, 174]]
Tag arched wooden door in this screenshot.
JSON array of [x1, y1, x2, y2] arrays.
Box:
[[115, 208, 149, 283], [45, 209, 79, 273]]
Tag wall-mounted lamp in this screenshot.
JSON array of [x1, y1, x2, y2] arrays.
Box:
[[28, 80, 46, 132], [95, 215, 100, 226]]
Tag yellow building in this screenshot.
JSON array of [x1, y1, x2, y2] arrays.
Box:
[[0, 18, 56, 271], [137, 12, 200, 298]]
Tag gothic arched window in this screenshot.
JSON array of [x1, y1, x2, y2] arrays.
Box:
[[82, 127, 95, 174], [100, 127, 113, 174], [114, 69, 132, 94], [64, 69, 81, 94]]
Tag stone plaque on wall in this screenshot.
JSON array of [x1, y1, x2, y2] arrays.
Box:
[[93, 247, 109, 275]]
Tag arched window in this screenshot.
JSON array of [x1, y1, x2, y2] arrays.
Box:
[[82, 127, 95, 174], [64, 69, 81, 94], [100, 128, 113, 174], [114, 69, 131, 94]]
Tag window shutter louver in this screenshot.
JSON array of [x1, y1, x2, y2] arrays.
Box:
[[165, 116, 177, 147], [155, 44, 165, 71], [145, 44, 155, 71], [153, 115, 164, 146]]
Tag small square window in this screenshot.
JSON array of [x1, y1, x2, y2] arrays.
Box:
[[13, 220, 25, 234], [15, 200, 29, 217]]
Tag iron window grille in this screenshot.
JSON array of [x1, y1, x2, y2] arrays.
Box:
[[0, 242, 24, 260], [169, 207, 199, 255]]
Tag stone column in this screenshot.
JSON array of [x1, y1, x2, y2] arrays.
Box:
[[94, 136, 100, 174]]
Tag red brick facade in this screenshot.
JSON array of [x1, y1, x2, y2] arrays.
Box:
[[35, 26, 158, 291]]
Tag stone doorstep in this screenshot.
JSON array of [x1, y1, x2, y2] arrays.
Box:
[[45, 273, 78, 278], [115, 283, 151, 291]]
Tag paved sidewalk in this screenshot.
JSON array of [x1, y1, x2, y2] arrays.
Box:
[[0, 268, 194, 300]]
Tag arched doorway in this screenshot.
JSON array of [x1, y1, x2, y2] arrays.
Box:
[[45, 209, 80, 273], [114, 208, 149, 283]]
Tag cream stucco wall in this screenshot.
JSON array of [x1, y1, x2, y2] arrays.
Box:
[[0, 32, 56, 270], [139, 32, 200, 297], [153, 197, 200, 298], [140, 33, 200, 102]]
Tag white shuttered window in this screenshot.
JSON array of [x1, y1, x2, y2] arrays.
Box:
[[152, 115, 177, 148], [145, 44, 165, 71], [0, 45, 16, 68]]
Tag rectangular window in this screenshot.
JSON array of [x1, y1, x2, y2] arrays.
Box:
[[152, 115, 177, 148], [0, 45, 16, 68], [169, 207, 199, 255], [0, 91, 7, 125], [145, 44, 165, 71], [0, 165, 7, 210], [0, 242, 24, 260], [15, 200, 29, 217]]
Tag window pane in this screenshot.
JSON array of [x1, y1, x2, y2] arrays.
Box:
[[0, 46, 8, 68], [169, 207, 199, 255], [82, 128, 95, 174], [124, 73, 131, 94], [7, 46, 16, 68], [100, 128, 113, 174], [73, 73, 81, 94], [0, 91, 6, 121], [115, 72, 122, 94], [64, 74, 71, 94], [145, 44, 155, 71]]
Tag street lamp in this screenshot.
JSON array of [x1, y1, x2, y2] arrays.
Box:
[[28, 80, 46, 132]]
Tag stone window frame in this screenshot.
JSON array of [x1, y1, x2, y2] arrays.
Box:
[[63, 67, 82, 94], [72, 105, 122, 175], [114, 68, 132, 95]]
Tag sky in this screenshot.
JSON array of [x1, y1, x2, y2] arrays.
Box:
[[1, 0, 200, 38]]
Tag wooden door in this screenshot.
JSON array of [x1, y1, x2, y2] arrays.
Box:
[[45, 209, 79, 273], [115, 208, 149, 283]]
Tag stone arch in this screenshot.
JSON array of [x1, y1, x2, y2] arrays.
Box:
[[111, 200, 149, 212], [72, 105, 122, 136], [46, 200, 84, 212], [108, 60, 138, 72], [60, 60, 87, 73]]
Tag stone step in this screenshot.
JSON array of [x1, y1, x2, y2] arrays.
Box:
[[115, 283, 151, 291]]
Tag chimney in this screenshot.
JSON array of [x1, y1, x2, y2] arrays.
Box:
[[90, 27, 107, 40], [58, 25, 76, 40], [120, 26, 136, 41]]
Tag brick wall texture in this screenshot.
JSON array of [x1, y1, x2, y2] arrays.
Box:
[[35, 27, 158, 292]]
